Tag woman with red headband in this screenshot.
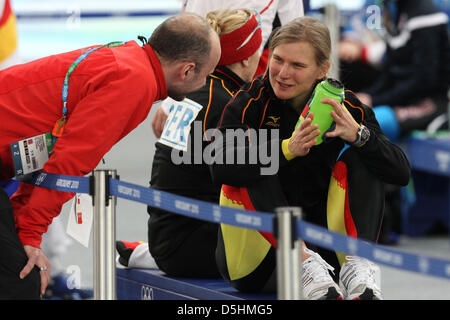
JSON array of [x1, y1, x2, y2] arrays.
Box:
[[118, 8, 264, 278]]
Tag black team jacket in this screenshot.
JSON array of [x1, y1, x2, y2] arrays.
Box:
[[210, 75, 411, 290], [211, 74, 411, 211], [148, 66, 246, 261]]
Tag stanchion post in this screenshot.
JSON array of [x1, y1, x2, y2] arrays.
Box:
[[275, 207, 302, 300], [92, 169, 117, 300], [324, 3, 340, 80]]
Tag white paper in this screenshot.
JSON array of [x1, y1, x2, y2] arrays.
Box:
[[66, 193, 93, 248], [158, 98, 203, 151]]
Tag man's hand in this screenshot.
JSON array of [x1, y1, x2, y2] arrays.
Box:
[[152, 106, 168, 138], [20, 245, 50, 297]]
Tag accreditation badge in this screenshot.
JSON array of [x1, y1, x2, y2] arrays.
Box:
[[66, 193, 93, 248], [158, 98, 202, 151], [10, 133, 54, 179]]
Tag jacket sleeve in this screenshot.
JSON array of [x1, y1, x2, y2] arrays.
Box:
[[209, 81, 290, 187], [210, 80, 279, 187], [210, 89, 261, 186], [11, 67, 154, 248]]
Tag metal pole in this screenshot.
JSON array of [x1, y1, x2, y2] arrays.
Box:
[[292, 207, 302, 299], [93, 169, 117, 300], [276, 207, 302, 300], [324, 3, 340, 80]]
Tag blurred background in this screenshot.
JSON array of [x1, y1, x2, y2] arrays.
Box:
[[2, 0, 450, 299]]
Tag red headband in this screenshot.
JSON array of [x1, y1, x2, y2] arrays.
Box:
[[218, 13, 262, 66]]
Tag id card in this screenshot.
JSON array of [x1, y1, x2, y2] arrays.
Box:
[[158, 98, 202, 151], [10, 133, 53, 178], [66, 193, 93, 248]]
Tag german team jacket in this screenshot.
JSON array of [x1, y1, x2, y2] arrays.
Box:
[[210, 75, 411, 229], [0, 41, 167, 248]]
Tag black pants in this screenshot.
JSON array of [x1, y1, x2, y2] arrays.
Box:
[[148, 220, 221, 279], [0, 187, 40, 299]]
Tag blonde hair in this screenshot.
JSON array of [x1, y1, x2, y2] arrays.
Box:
[[269, 16, 331, 67], [206, 8, 253, 36]]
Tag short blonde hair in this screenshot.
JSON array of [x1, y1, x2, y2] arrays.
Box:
[[269, 16, 331, 67], [206, 8, 253, 36]]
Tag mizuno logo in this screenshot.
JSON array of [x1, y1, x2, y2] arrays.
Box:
[[266, 116, 280, 127]]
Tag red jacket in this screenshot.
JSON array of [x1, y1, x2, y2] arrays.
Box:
[[0, 41, 167, 247]]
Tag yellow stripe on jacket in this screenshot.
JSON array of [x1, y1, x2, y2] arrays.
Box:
[[219, 187, 271, 281]]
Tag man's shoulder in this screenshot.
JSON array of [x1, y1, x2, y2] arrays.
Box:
[[112, 41, 153, 79]]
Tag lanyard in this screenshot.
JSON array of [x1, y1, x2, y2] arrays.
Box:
[[52, 41, 124, 143]]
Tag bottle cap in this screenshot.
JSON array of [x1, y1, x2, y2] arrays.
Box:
[[321, 78, 344, 96]]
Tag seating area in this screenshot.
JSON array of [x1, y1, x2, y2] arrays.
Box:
[[117, 268, 276, 300]]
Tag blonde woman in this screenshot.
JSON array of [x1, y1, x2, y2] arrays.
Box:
[[211, 17, 410, 299]]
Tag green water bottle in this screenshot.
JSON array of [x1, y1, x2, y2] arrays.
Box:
[[295, 78, 345, 145]]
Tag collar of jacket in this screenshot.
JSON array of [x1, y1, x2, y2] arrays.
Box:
[[261, 72, 280, 102], [142, 44, 168, 101], [212, 65, 246, 89]]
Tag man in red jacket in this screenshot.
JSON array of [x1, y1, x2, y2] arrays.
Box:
[[0, 12, 221, 299]]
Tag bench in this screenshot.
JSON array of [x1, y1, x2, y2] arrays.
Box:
[[117, 268, 276, 300]]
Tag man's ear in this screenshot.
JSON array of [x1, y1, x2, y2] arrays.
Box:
[[180, 62, 196, 81]]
